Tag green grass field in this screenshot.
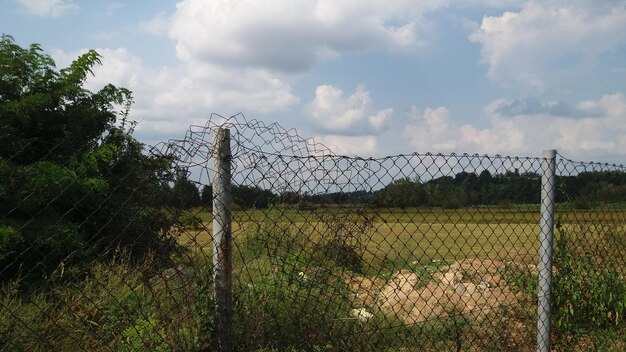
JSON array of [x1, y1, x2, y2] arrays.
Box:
[[181, 205, 625, 271], [2, 205, 624, 351], [173, 205, 625, 351]]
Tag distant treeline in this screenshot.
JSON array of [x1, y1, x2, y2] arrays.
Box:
[[173, 169, 626, 210]]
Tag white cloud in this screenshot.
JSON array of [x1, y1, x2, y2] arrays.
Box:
[[165, 0, 536, 74], [307, 84, 393, 157], [308, 85, 392, 135], [51, 47, 299, 136], [469, 1, 626, 94], [168, 0, 441, 72], [313, 135, 379, 156], [404, 93, 626, 159], [139, 11, 169, 35], [51, 48, 141, 90], [17, 0, 77, 17]]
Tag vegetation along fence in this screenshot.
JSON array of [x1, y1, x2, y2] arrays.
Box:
[[1, 114, 624, 352]]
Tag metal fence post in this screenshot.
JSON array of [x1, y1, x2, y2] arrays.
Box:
[[537, 149, 556, 352], [212, 127, 232, 352]]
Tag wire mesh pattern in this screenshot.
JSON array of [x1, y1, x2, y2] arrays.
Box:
[[1, 113, 624, 351]]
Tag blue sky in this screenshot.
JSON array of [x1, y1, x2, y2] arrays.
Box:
[[2, 0, 626, 163]]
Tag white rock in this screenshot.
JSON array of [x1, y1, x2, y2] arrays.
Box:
[[478, 282, 491, 291], [351, 308, 374, 322]]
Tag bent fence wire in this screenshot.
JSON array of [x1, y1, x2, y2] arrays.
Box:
[[1, 113, 624, 351]]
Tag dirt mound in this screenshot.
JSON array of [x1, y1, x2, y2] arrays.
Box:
[[344, 273, 384, 306], [347, 259, 521, 324]]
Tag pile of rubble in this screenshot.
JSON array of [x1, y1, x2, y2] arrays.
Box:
[[346, 259, 521, 323]]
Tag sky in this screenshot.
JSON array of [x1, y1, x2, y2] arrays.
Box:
[[2, 0, 626, 163]]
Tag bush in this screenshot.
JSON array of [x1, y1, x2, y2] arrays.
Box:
[[0, 252, 210, 351], [553, 223, 625, 333], [313, 211, 369, 273], [503, 221, 625, 349], [0, 35, 179, 285]]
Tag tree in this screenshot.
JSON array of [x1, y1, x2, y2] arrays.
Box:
[[201, 184, 213, 207], [232, 185, 275, 209], [425, 179, 465, 208], [0, 35, 176, 284], [374, 178, 427, 208], [169, 169, 201, 208]]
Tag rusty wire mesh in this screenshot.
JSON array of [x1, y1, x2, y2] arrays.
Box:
[[1, 113, 624, 351]]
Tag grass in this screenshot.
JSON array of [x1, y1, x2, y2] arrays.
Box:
[[191, 205, 624, 350], [0, 251, 212, 352], [2, 205, 624, 351], [181, 205, 625, 270]]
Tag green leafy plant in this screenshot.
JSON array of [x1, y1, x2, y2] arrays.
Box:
[[553, 222, 625, 333], [311, 209, 372, 273], [0, 34, 179, 286], [120, 316, 169, 352]]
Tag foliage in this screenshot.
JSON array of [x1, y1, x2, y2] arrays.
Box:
[[370, 170, 542, 208], [200, 184, 213, 207], [552, 222, 625, 333], [557, 171, 626, 206], [504, 220, 625, 348], [0, 252, 206, 351], [312, 210, 373, 273], [234, 214, 469, 351], [168, 169, 201, 209], [373, 177, 427, 208], [0, 35, 178, 284], [425, 178, 466, 209], [367, 169, 626, 209], [232, 184, 276, 209]]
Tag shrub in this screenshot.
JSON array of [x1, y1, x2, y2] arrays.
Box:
[[311, 209, 372, 273], [553, 222, 625, 333], [0, 252, 209, 351], [503, 221, 625, 348], [0, 35, 179, 285]]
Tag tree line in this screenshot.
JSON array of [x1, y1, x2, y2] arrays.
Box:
[[173, 167, 624, 210]]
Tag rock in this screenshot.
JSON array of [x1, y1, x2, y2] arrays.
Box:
[[351, 308, 374, 322], [374, 259, 521, 324], [441, 271, 462, 286], [478, 281, 490, 291]]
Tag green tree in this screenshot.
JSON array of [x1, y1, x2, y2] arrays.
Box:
[[425, 178, 465, 209], [233, 184, 275, 209], [374, 177, 427, 208], [200, 184, 213, 207], [0, 35, 176, 284], [169, 169, 201, 208]]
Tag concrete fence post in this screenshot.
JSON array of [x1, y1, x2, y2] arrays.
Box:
[[537, 149, 557, 352], [212, 127, 232, 352]]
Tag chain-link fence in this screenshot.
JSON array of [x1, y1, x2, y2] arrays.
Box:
[[1, 113, 624, 351]]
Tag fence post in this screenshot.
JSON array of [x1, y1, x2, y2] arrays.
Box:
[[537, 149, 556, 352], [212, 127, 232, 352]]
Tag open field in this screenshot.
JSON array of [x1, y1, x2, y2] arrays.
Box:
[[171, 205, 625, 350], [2, 205, 624, 351], [181, 206, 626, 271]]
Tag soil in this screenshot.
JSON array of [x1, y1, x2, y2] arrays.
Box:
[[345, 259, 522, 324]]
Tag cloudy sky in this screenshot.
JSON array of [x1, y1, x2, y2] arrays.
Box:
[[2, 0, 626, 162]]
